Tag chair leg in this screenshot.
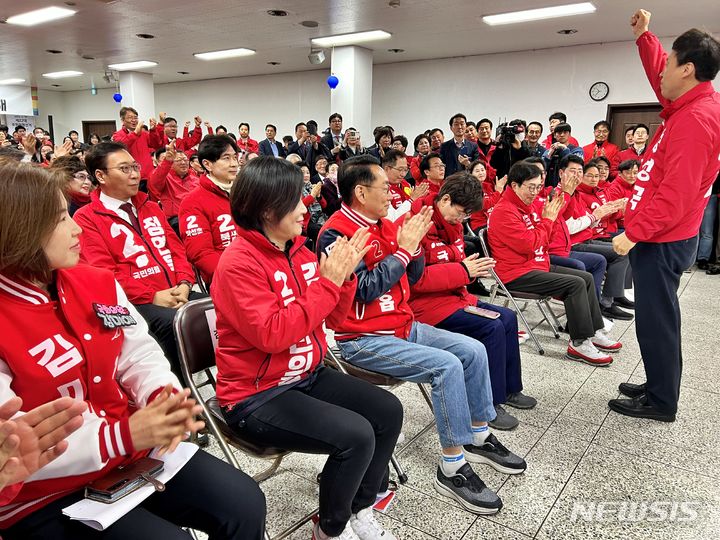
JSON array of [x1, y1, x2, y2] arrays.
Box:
[[537, 300, 560, 339], [390, 454, 408, 484], [543, 299, 565, 333], [272, 507, 320, 540], [253, 455, 285, 483]]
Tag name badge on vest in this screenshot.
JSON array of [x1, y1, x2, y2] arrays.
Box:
[[92, 303, 137, 329]]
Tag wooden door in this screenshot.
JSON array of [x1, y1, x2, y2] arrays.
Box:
[[606, 103, 663, 149], [82, 120, 117, 144]]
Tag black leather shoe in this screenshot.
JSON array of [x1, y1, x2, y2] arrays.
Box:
[[608, 395, 675, 422], [614, 297, 635, 309], [707, 265, 720, 275], [601, 304, 634, 321], [618, 381, 646, 398], [697, 259, 709, 270]]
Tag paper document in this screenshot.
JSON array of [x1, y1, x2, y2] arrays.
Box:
[[62, 442, 199, 530]]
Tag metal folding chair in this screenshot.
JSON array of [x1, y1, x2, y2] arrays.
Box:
[[174, 297, 316, 540]]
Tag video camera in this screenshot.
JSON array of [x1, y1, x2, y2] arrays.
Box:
[[496, 122, 525, 146]]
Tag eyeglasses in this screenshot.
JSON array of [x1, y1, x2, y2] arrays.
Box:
[[594, 129, 609, 134], [391, 166, 409, 174], [430, 164, 446, 169], [73, 172, 91, 181], [524, 184, 544, 193], [107, 163, 141, 175]]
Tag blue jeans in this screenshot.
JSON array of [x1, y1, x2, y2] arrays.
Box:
[[550, 252, 607, 299], [697, 195, 718, 261], [337, 322, 495, 449], [436, 302, 522, 406]]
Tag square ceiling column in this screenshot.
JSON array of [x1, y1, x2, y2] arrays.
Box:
[[118, 71, 155, 121], [330, 46, 373, 144]]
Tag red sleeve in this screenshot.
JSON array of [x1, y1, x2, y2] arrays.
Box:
[[412, 261, 470, 294], [0, 483, 23, 506], [147, 158, 172, 200], [493, 207, 554, 257], [421, 225, 463, 265], [148, 124, 164, 151], [179, 198, 221, 281], [188, 125, 202, 148], [112, 128, 138, 146], [410, 157, 423, 183], [637, 31, 671, 108], [326, 274, 358, 328], [207, 126, 214, 135], [302, 194, 315, 208]]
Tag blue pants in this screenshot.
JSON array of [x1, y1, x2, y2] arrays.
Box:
[[550, 252, 607, 299], [697, 195, 718, 261], [436, 302, 522, 406]]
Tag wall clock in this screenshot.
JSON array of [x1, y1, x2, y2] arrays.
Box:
[[590, 81, 610, 102]]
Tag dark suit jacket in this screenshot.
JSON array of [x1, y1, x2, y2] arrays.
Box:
[[440, 139, 480, 178], [258, 138, 287, 158], [321, 131, 343, 151]]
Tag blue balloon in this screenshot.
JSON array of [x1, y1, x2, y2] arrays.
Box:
[[327, 75, 339, 89], [113, 93, 123, 103]]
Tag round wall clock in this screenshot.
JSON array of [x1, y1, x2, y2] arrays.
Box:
[[589, 81, 610, 102]]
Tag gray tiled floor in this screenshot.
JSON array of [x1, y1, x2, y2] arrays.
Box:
[[199, 268, 719, 539]]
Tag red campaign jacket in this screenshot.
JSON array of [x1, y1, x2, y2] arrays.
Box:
[[112, 127, 160, 178], [389, 180, 413, 209], [408, 196, 476, 325], [583, 140, 621, 178], [73, 191, 195, 304], [469, 178, 503, 231], [617, 145, 647, 165], [318, 204, 422, 340], [625, 33, 720, 243], [532, 187, 576, 257], [604, 176, 634, 229], [571, 183, 619, 241], [0, 266, 179, 525], [179, 175, 239, 283], [542, 134, 579, 150], [212, 229, 357, 407], [237, 138, 259, 154], [151, 123, 202, 152], [488, 188, 553, 283], [147, 157, 201, 218]]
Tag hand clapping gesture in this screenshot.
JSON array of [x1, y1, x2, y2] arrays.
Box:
[[397, 206, 433, 253]]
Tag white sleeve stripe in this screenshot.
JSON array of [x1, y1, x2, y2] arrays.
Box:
[[393, 252, 410, 266], [113, 421, 126, 456], [102, 423, 116, 460]]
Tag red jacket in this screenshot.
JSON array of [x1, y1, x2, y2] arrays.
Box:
[[532, 187, 575, 257], [212, 229, 356, 407], [618, 145, 647, 164], [148, 157, 201, 218], [542, 134, 579, 149], [73, 191, 195, 304], [151, 123, 202, 152], [571, 183, 618, 241], [488, 189, 553, 283], [179, 175, 239, 283], [583, 140, 621, 178], [625, 32, 720, 244], [389, 180, 413, 209], [318, 204, 423, 340], [469, 178, 503, 231], [237, 138, 259, 154], [408, 196, 476, 325], [112, 127, 160, 178], [0, 266, 179, 524], [604, 176, 634, 229]]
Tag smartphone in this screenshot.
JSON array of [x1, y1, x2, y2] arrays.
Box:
[[547, 188, 554, 202], [463, 305, 501, 319], [348, 130, 357, 137]]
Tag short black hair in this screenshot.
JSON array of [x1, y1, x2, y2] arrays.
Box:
[[392, 135, 408, 149], [295, 122, 306, 133], [85, 141, 129, 181], [215, 125, 228, 133], [559, 154, 585, 170], [589, 156, 611, 169], [625, 125, 635, 135], [430, 128, 444, 137], [672, 28, 720, 82], [265, 124, 277, 132], [549, 112, 567, 123], [449, 113, 467, 127], [231, 156, 304, 234], [632, 123, 650, 134], [618, 159, 641, 172], [381, 149, 407, 168], [0, 125, 9, 134], [527, 121, 543, 133], [68, 130, 79, 136], [554, 122, 572, 134], [329, 113, 343, 123], [468, 159, 488, 174], [583, 161, 600, 173], [413, 133, 429, 151], [197, 135, 239, 172], [154, 148, 166, 160], [477, 118, 493, 129], [338, 155, 381, 204], [14, 125, 26, 133], [437, 172, 484, 213], [508, 162, 542, 187], [238, 122, 250, 130], [314, 154, 328, 166], [189, 154, 199, 163], [466, 121, 476, 128], [282, 135, 293, 144], [374, 127, 393, 145], [523, 156, 545, 171], [593, 120, 611, 131], [419, 152, 442, 179]]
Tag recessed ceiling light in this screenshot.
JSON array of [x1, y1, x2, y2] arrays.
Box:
[[557, 29, 578, 35], [267, 9, 288, 16], [193, 47, 256, 61], [267, 61, 281, 65], [51, 84, 62, 87], [311, 30, 392, 48], [81, 54, 95, 60], [388, 48, 405, 53], [300, 20, 318, 28], [7, 6, 76, 26], [135, 33, 155, 39], [0, 78, 26, 85], [46, 49, 63, 54], [482, 2, 596, 26], [42, 70, 83, 79], [177, 71, 190, 75], [108, 60, 158, 71]]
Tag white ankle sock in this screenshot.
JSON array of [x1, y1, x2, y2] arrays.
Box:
[[472, 424, 490, 446], [440, 451, 466, 476]]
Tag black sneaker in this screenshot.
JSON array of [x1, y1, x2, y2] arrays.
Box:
[[464, 433, 527, 475], [434, 464, 502, 515], [697, 259, 710, 270]]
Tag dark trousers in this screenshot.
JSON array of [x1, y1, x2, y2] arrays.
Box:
[[3, 450, 266, 540], [223, 367, 403, 537], [506, 266, 604, 341], [437, 301, 522, 405], [551, 252, 607, 299], [134, 291, 207, 377], [572, 240, 630, 300], [630, 237, 697, 415]]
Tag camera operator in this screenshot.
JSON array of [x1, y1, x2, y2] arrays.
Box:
[[489, 119, 530, 179], [542, 123, 585, 187]]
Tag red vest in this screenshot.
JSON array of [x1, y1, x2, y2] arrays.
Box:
[[147, 158, 201, 218]]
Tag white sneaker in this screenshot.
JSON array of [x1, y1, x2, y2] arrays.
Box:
[[313, 522, 361, 540], [566, 339, 613, 366], [592, 329, 622, 352], [602, 317, 614, 332], [349, 508, 397, 540]]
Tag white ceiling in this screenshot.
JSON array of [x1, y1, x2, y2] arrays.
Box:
[[1, 0, 718, 92]]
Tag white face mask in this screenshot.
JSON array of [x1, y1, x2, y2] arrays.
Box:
[[515, 132, 526, 143]]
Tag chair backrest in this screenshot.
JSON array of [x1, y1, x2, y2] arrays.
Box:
[[173, 297, 218, 379], [476, 227, 492, 258]]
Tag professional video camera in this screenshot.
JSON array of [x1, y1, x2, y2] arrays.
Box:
[[496, 122, 525, 146]]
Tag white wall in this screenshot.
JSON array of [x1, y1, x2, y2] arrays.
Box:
[[37, 37, 719, 146]]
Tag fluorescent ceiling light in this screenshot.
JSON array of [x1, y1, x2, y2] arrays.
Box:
[[42, 71, 83, 79], [193, 48, 256, 60], [0, 78, 26, 85], [108, 60, 158, 71], [6, 6, 76, 26], [483, 2, 596, 26], [311, 30, 392, 48]]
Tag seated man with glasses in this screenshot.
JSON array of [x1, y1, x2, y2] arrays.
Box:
[[381, 149, 429, 222], [582, 121, 621, 179], [74, 142, 203, 377], [149, 141, 200, 233], [409, 172, 537, 431], [318, 156, 527, 517], [418, 152, 447, 195], [488, 161, 621, 366]]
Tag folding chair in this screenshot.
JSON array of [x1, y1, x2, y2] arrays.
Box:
[[466, 227, 563, 355], [174, 297, 316, 540]]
